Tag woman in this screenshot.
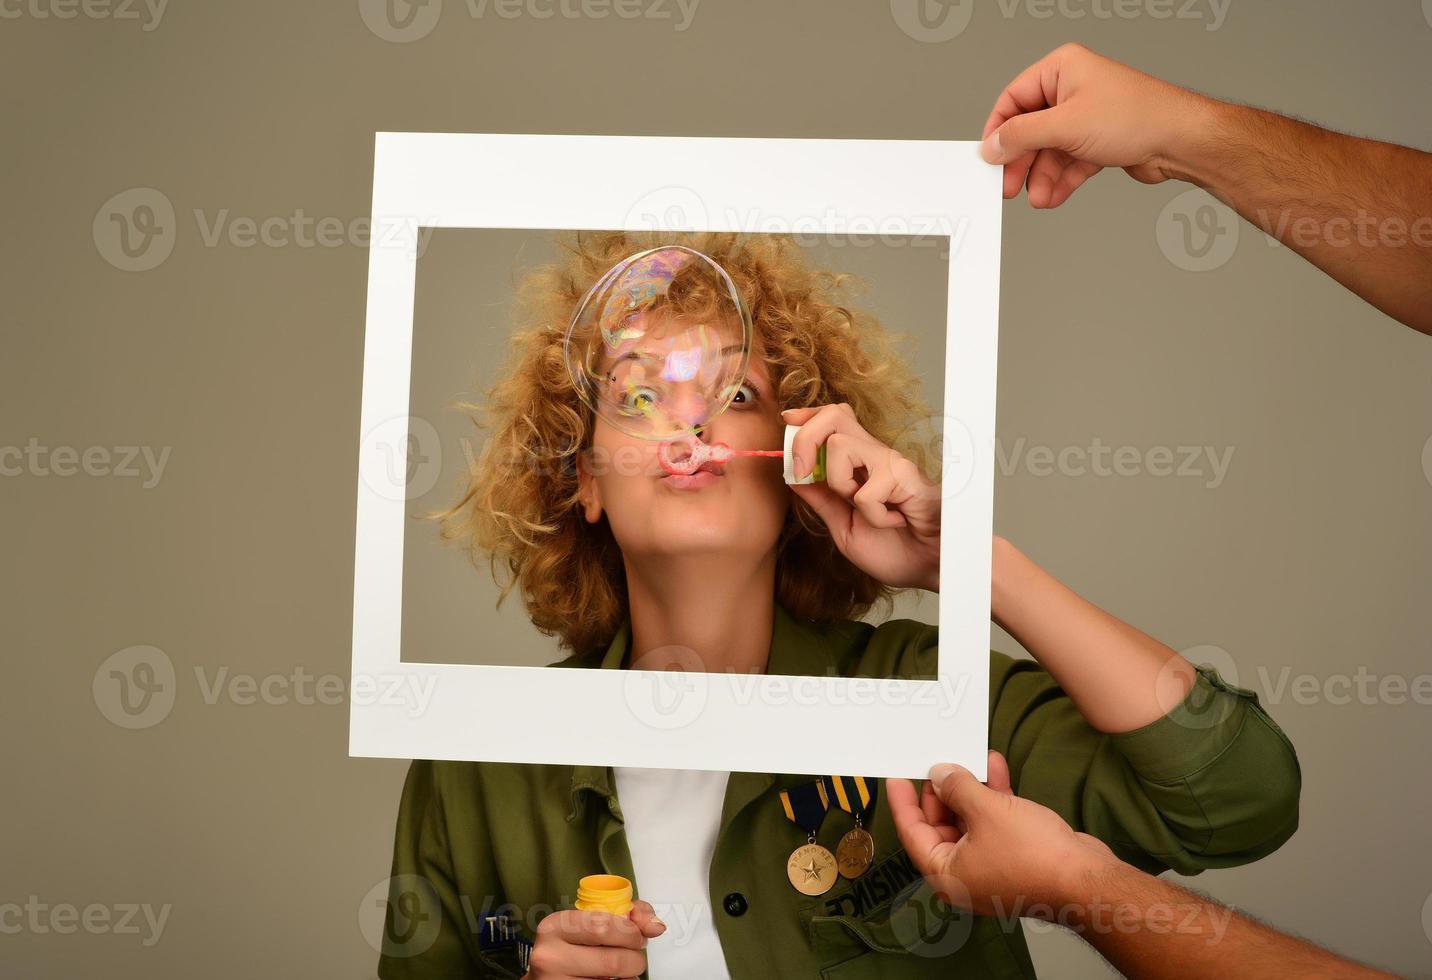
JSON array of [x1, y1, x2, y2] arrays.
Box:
[[377, 232, 1300, 979]]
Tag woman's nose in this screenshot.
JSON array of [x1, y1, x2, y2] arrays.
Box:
[[665, 387, 711, 432]]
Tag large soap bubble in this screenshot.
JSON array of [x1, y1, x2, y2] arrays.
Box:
[[564, 245, 753, 442]]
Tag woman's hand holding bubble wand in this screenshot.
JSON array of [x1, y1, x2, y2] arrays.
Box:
[[782, 404, 942, 594]]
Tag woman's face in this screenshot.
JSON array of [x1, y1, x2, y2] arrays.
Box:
[[577, 316, 788, 566]]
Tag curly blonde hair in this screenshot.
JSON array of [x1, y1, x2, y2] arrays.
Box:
[[436, 231, 935, 656]]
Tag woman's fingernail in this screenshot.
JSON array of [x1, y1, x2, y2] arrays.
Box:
[[793, 453, 806, 477], [929, 763, 956, 787], [652, 916, 666, 930], [781, 408, 795, 417]]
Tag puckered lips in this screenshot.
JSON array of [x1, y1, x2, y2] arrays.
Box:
[[661, 457, 725, 490]]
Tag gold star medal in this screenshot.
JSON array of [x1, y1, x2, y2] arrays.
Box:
[[823, 775, 878, 880], [779, 780, 836, 896]]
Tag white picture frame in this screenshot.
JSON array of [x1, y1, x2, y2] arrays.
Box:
[[350, 133, 1001, 779]]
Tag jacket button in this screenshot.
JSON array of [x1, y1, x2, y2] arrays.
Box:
[[722, 892, 748, 917]]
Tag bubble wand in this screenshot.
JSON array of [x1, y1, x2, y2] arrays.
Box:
[[659, 426, 826, 484]]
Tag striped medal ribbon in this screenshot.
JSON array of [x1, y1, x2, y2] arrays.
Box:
[[779, 779, 836, 896], [821, 775, 877, 879]]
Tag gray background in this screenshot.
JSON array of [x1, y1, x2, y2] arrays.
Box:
[[3, 0, 1430, 976], [401, 229, 945, 668]]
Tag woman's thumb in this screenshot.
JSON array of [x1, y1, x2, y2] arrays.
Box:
[[629, 899, 666, 939]]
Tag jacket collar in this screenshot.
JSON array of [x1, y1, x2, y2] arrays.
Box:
[[567, 604, 830, 821]]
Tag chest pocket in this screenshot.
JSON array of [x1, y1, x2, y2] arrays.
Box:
[[803, 871, 1034, 979]]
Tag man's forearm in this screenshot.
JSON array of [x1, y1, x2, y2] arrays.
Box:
[[1175, 98, 1432, 334], [1052, 859, 1395, 979]]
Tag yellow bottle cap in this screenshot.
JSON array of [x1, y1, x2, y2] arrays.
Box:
[[574, 874, 634, 916]]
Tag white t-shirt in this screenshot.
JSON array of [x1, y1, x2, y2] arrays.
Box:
[[613, 767, 733, 980]]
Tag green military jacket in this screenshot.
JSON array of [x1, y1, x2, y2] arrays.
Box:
[[378, 605, 1301, 978]]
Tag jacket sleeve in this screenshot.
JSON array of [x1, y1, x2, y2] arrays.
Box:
[[378, 761, 517, 979], [989, 653, 1302, 876]]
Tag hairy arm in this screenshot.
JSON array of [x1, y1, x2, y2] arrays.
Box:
[[1054, 859, 1397, 980], [982, 43, 1432, 334], [1182, 101, 1432, 333], [891, 761, 1389, 980]]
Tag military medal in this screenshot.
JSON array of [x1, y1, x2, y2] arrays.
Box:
[[779, 780, 837, 896], [822, 775, 878, 880]]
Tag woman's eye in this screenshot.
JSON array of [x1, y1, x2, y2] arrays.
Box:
[[620, 385, 659, 415], [726, 382, 758, 405]]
